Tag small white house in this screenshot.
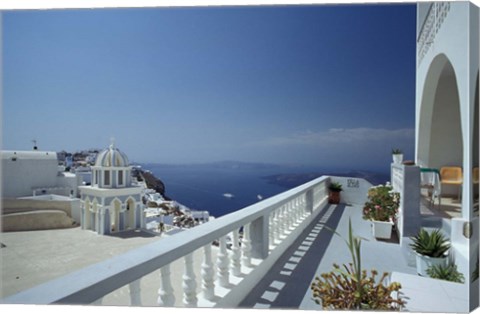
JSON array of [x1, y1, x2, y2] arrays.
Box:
[[1, 150, 82, 198]]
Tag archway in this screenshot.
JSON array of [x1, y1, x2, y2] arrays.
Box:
[[84, 198, 92, 230], [92, 199, 99, 232], [418, 54, 463, 211], [126, 198, 136, 229], [111, 199, 122, 232]]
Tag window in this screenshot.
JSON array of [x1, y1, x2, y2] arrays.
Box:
[[118, 170, 124, 186], [104, 170, 110, 186]]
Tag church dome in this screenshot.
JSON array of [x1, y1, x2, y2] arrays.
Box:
[[95, 144, 130, 167]]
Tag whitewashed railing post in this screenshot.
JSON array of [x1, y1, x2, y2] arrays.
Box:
[[288, 201, 295, 230], [278, 206, 285, 236], [230, 229, 241, 276], [129, 279, 142, 306], [158, 264, 175, 307], [217, 236, 230, 287], [273, 210, 280, 244], [201, 244, 215, 300], [269, 213, 275, 248], [250, 215, 269, 259], [241, 224, 252, 267], [183, 253, 198, 307], [306, 189, 314, 215]]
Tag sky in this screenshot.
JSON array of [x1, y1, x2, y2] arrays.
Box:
[[2, 3, 416, 172]]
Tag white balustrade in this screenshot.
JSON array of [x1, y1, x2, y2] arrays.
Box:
[[230, 229, 241, 276], [158, 265, 175, 307], [217, 236, 230, 287], [4, 175, 331, 307], [241, 224, 252, 267], [273, 210, 280, 244], [201, 244, 215, 300], [182, 253, 198, 307]]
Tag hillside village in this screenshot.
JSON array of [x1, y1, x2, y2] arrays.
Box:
[[1, 144, 210, 235]]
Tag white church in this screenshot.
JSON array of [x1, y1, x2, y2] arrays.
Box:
[[79, 143, 145, 235]]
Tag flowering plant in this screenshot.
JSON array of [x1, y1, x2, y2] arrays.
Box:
[[362, 184, 400, 222]]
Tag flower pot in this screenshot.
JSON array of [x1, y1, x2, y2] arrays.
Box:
[[415, 253, 447, 276], [371, 220, 394, 239], [392, 154, 403, 164], [328, 191, 341, 204]]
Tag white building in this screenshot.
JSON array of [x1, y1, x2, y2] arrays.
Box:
[[415, 2, 479, 307], [1, 150, 82, 198], [79, 143, 145, 235]]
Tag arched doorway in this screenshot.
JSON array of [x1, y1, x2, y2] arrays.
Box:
[[418, 54, 463, 213], [84, 198, 92, 230], [126, 198, 136, 229], [111, 199, 122, 232]]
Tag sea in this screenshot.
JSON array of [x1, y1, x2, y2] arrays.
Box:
[[141, 162, 389, 218]]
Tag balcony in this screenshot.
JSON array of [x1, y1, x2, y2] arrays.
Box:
[[0, 174, 471, 311]]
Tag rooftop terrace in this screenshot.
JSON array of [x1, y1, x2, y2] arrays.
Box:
[[0, 173, 473, 312]]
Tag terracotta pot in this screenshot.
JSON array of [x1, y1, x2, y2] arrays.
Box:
[[328, 191, 340, 204]]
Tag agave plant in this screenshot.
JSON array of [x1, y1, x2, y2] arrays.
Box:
[[410, 228, 450, 258], [426, 263, 464, 283]]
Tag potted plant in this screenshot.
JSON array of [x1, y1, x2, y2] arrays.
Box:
[[392, 149, 403, 164], [362, 184, 400, 239], [328, 182, 343, 204], [410, 228, 450, 276], [310, 220, 404, 310]]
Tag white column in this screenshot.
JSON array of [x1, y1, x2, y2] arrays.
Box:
[[230, 229, 241, 276], [183, 253, 198, 307], [216, 236, 230, 287], [129, 279, 142, 306], [241, 224, 252, 267], [201, 244, 215, 300], [157, 264, 175, 307]]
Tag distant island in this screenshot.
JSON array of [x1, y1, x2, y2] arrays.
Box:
[[263, 170, 390, 189]]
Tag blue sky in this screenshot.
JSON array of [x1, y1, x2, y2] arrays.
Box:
[[3, 4, 416, 171]]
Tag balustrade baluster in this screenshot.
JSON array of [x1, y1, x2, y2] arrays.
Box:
[[241, 224, 252, 267], [183, 253, 198, 307], [129, 279, 142, 306], [273, 209, 280, 243], [158, 264, 175, 307], [217, 236, 230, 287], [230, 229, 241, 276], [285, 201, 294, 232], [278, 206, 285, 236], [201, 244, 215, 300], [269, 213, 275, 248]]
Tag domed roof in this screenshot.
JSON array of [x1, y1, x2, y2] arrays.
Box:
[[95, 144, 130, 167]]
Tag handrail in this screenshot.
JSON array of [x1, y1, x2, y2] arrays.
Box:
[[3, 175, 330, 305]]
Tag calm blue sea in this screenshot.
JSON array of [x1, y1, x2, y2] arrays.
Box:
[[142, 163, 388, 218], [143, 163, 309, 218]]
